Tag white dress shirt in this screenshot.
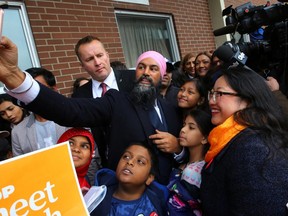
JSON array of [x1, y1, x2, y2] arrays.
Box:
[[91, 68, 119, 98]]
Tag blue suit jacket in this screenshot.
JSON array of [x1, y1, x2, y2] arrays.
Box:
[[26, 85, 182, 184]]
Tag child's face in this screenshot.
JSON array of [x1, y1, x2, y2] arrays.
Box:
[[177, 81, 202, 109], [69, 136, 91, 168], [116, 145, 154, 186], [179, 115, 206, 148]]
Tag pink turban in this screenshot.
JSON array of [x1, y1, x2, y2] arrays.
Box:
[[136, 51, 167, 78]]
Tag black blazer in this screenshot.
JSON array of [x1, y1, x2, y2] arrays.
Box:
[[71, 69, 136, 167], [71, 69, 136, 98], [26, 86, 182, 184]]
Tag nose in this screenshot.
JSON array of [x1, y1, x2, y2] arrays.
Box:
[[71, 145, 80, 153], [143, 67, 151, 76], [180, 90, 187, 97], [199, 61, 205, 68], [127, 159, 134, 167], [93, 56, 100, 66], [208, 96, 216, 105], [6, 111, 13, 118]]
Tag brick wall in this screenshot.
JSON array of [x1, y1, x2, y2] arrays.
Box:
[[24, 0, 280, 96], [25, 0, 215, 96]]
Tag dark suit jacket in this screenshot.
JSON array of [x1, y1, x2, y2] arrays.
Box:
[[26, 86, 182, 184], [71, 69, 136, 167], [71, 70, 136, 98]]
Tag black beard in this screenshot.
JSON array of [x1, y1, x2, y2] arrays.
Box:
[[130, 75, 161, 107]]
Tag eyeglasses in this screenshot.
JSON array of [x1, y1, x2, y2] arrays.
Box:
[[208, 90, 240, 102]]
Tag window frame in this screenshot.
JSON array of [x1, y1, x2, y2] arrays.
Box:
[[0, 1, 39, 93], [115, 10, 180, 68]]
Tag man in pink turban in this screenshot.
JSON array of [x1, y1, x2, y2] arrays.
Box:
[[131, 50, 167, 106], [1, 38, 183, 184], [136, 51, 167, 78]]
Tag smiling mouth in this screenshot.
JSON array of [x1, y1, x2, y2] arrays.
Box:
[[178, 98, 187, 103]]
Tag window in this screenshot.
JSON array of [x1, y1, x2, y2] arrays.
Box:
[[115, 10, 180, 68], [114, 0, 149, 5], [0, 1, 39, 92]]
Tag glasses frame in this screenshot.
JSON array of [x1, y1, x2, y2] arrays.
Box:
[[208, 90, 240, 102]]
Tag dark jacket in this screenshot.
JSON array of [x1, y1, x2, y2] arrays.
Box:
[[200, 128, 288, 216], [71, 69, 136, 167], [25, 85, 182, 184], [91, 168, 169, 216], [71, 70, 136, 98]]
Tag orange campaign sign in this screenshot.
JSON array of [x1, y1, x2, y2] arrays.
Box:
[[0, 142, 89, 216]]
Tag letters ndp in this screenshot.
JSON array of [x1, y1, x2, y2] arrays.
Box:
[[0, 143, 89, 216]]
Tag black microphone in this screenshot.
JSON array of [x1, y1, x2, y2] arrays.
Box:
[[213, 24, 236, 36], [214, 43, 249, 68]]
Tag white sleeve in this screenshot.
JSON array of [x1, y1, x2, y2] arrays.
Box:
[[4, 71, 40, 104]]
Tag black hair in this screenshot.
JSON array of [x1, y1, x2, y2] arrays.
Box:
[[110, 61, 127, 70], [26, 67, 56, 87], [0, 93, 14, 104], [184, 109, 214, 155], [125, 141, 158, 178], [186, 109, 214, 138], [72, 77, 90, 94], [166, 62, 175, 73]]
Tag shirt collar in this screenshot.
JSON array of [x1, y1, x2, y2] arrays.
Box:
[[92, 67, 116, 89]]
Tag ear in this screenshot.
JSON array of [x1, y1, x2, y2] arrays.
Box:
[[201, 136, 208, 145], [145, 174, 155, 186]]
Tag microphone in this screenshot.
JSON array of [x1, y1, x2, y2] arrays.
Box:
[[213, 24, 236, 36], [214, 43, 249, 68]]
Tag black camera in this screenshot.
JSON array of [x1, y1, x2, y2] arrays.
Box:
[[213, 1, 288, 93]]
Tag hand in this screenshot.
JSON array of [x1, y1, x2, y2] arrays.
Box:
[[149, 129, 182, 154], [0, 36, 25, 89], [266, 76, 279, 91]]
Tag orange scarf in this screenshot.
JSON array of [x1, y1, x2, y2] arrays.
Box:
[[205, 115, 246, 163]]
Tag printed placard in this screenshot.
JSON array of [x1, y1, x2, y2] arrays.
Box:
[[0, 142, 89, 215]]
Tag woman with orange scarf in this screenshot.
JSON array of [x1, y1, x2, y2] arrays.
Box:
[[200, 67, 288, 216]]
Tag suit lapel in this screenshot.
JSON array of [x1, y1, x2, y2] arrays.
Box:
[[128, 96, 154, 139]]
